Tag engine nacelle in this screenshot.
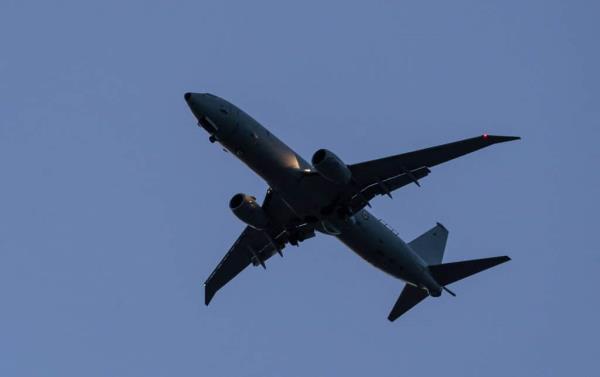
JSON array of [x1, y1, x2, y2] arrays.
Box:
[[229, 193, 270, 230], [311, 149, 352, 184]]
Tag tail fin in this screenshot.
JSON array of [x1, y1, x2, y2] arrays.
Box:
[[428, 256, 511, 286], [388, 284, 429, 322], [409, 223, 448, 265]]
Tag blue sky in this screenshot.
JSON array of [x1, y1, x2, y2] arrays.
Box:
[[1, 1, 598, 376]]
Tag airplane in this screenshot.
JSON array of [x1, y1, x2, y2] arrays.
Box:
[[184, 92, 519, 321]]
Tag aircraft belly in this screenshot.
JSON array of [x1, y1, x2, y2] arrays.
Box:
[[335, 210, 425, 283], [221, 118, 308, 189], [220, 118, 335, 220]]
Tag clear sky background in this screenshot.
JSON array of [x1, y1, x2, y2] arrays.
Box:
[[1, 1, 598, 376]]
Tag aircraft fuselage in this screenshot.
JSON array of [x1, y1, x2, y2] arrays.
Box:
[[185, 92, 443, 295]]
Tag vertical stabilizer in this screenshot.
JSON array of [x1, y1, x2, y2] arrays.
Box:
[[409, 223, 448, 265]]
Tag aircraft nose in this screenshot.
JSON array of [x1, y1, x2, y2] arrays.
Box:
[[184, 92, 205, 104], [184, 92, 205, 116], [184, 92, 222, 122]]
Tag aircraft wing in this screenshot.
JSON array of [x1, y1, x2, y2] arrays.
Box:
[[348, 135, 520, 196], [204, 190, 314, 305], [204, 226, 277, 305]]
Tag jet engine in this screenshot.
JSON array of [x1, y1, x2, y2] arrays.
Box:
[[311, 149, 352, 184], [229, 193, 270, 230]]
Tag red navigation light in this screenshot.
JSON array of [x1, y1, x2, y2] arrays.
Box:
[[483, 133, 489, 139]]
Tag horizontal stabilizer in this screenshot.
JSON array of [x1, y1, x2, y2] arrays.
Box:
[[428, 256, 510, 286], [388, 284, 429, 322]]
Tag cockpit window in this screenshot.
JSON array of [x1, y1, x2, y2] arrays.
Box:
[[219, 108, 228, 114]]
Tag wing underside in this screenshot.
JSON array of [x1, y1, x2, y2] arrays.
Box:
[[204, 226, 281, 305], [204, 190, 314, 305], [203, 134, 519, 309], [349, 135, 520, 197]]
